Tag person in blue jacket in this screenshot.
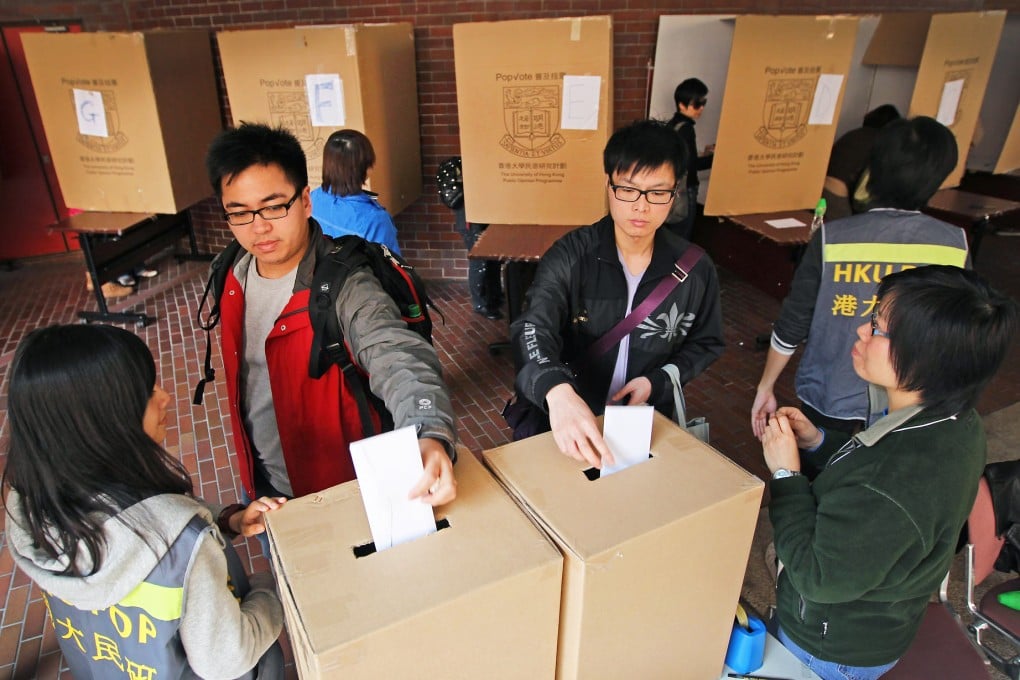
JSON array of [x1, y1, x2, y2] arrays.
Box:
[[310, 129, 402, 254]]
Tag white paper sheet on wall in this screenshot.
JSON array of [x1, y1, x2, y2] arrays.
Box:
[[305, 73, 345, 127], [936, 79, 965, 127], [73, 89, 108, 137], [600, 405, 654, 476], [349, 425, 436, 551], [808, 74, 844, 126], [560, 75, 601, 130]]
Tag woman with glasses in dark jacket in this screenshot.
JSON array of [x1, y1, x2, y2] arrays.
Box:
[[761, 265, 1018, 679]]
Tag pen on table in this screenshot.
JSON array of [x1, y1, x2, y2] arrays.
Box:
[[727, 673, 795, 680]]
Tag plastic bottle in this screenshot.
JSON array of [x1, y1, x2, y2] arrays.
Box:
[[998, 590, 1020, 611], [809, 198, 827, 235]]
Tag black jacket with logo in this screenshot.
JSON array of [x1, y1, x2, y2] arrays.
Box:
[[511, 215, 724, 416]]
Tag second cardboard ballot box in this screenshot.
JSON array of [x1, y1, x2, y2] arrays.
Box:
[[484, 412, 764, 679], [265, 448, 562, 679]]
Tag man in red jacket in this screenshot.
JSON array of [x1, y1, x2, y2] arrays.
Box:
[[204, 123, 457, 510]]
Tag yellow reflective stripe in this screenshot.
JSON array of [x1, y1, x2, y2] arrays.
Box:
[[118, 582, 183, 621], [824, 243, 967, 266]]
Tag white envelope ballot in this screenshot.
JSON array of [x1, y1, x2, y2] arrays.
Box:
[[600, 405, 654, 476], [349, 425, 436, 550]]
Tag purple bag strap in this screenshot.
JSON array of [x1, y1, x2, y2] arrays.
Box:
[[586, 244, 704, 360]]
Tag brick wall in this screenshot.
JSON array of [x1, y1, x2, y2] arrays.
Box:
[[2, 0, 1014, 278]]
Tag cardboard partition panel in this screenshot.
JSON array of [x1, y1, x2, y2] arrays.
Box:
[[265, 448, 562, 679], [21, 31, 221, 214], [453, 16, 612, 226], [483, 412, 764, 680], [862, 13, 931, 67], [216, 24, 422, 216], [650, 15, 735, 204], [967, 13, 1020, 174], [994, 107, 1020, 175], [908, 11, 1007, 188], [705, 15, 859, 216]]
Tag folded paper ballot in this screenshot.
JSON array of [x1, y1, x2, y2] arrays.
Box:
[[349, 425, 436, 550], [600, 405, 654, 476]]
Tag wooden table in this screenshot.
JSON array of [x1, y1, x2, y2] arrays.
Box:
[[699, 209, 814, 300], [960, 169, 1020, 203], [723, 210, 814, 247], [58, 210, 208, 326], [924, 188, 1020, 263], [469, 224, 578, 353]]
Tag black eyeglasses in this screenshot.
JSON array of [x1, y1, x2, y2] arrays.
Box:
[[224, 189, 302, 226], [870, 312, 891, 339], [694, 98, 707, 109], [608, 182, 677, 205]]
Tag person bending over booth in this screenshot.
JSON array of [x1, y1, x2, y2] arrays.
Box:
[[751, 116, 970, 439], [509, 119, 724, 468], [310, 128, 402, 255], [4, 324, 287, 679], [761, 265, 1018, 680]]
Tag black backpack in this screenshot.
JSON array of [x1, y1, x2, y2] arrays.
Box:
[[192, 233, 440, 438], [436, 156, 464, 210]]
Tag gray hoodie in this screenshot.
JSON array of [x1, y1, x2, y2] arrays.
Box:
[[5, 490, 283, 679]]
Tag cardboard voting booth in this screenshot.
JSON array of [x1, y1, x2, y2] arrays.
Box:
[[453, 16, 612, 226], [704, 15, 859, 216], [483, 412, 764, 679], [216, 24, 422, 216], [265, 449, 563, 679], [908, 11, 1006, 187], [21, 31, 221, 214]]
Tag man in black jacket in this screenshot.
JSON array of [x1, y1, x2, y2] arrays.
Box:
[[510, 120, 724, 468], [664, 78, 714, 240]]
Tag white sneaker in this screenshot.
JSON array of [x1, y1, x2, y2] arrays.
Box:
[[135, 266, 158, 278], [116, 274, 136, 287]]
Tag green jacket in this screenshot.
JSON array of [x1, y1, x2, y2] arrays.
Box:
[[770, 406, 985, 666]]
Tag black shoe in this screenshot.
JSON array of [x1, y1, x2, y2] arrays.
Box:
[[474, 305, 503, 320]]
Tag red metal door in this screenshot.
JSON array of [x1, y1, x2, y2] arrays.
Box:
[[0, 23, 81, 260]]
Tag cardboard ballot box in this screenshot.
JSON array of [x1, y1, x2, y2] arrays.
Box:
[[21, 31, 221, 214], [453, 16, 613, 226], [216, 24, 422, 216], [265, 448, 563, 679], [483, 412, 764, 680]]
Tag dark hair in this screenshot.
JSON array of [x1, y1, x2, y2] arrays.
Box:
[[866, 116, 957, 210], [862, 104, 901, 129], [205, 122, 309, 198], [2, 325, 193, 576], [673, 78, 708, 108], [603, 119, 686, 184], [879, 266, 1018, 416], [321, 129, 375, 196]]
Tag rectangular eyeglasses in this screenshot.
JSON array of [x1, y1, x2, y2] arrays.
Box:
[[608, 183, 676, 205], [224, 189, 302, 226]]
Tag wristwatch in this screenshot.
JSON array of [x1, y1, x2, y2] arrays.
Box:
[[772, 468, 802, 480]]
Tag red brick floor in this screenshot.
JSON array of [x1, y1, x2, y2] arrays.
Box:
[[0, 229, 1017, 678]]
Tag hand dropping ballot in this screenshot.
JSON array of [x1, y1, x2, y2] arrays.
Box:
[[600, 405, 654, 476], [350, 426, 436, 551]]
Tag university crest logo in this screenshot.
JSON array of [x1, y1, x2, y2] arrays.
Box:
[[753, 78, 814, 149], [499, 86, 566, 158], [267, 91, 325, 159]]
